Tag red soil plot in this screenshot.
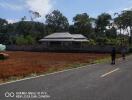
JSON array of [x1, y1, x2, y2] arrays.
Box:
[[0, 51, 109, 81]]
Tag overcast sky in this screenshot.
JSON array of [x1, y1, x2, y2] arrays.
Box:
[[0, 0, 132, 23]]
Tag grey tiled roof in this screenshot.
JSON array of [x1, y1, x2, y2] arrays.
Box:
[[40, 32, 88, 42], [45, 32, 73, 39], [72, 34, 87, 39], [39, 38, 74, 42]]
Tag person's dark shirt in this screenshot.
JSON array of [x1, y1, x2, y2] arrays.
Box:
[[111, 48, 116, 57]]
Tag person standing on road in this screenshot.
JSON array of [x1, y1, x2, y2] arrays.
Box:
[[111, 47, 116, 65], [121, 46, 126, 60]]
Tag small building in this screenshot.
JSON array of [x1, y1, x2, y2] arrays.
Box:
[[39, 32, 88, 48]]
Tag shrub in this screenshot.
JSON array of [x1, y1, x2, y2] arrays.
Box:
[[15, 35, 36, 45], [15, 35, 28, 45], [96, 37, 110, 45], [87, 39, 96, 45], [26, 35, 36, 45]]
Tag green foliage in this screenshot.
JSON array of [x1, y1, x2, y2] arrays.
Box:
[[87, 39, 96, 45], [16, 21, 32, 35], [0, 33, 10, 44], [0, 21, 47, 44], [73, 13, 91, 25], [109, 39, 121, 45], [0, 18, 8, 28], [72, 13, 93, 37], [95, 37, 122, 46], [95, 13, 112, 34], [26, 35, 36, 44], [114, 10, 132, 44], [45, 10, 69, 33], [15, 35, 28, 45], [15, 35, 36, 45], [106, 27, 117, 38], [0, 9, 131, 46], [95, 37, 128, 46]]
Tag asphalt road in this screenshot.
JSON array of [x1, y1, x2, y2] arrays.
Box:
[[0, 56, 132, 100]]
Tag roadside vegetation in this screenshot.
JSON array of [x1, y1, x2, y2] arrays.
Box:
[[0, 9, 132, 46]]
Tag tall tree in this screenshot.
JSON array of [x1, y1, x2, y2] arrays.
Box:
[[0, 18, 8, 32], [45, 10, 69, 33], [0, 18, 8, 27], [95, 13, 112, 37], [29, 10, 41, 21], [106, 27, 117, 38], [21, 16, 27, 21], [121, 10, 132, 36], [114, 13, 124, 35], [114, 10, 132, 44], [72, 13, 93, 37]]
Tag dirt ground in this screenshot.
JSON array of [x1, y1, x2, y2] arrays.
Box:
[[0, 51, 109, 81]]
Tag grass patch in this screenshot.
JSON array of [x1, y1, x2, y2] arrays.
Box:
[[93, 57, 111, 64]]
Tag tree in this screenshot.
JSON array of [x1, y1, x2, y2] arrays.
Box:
[[21, 16, 26, 21], [45, 10, 69, 33], [0, 18, 8, 32], [121, 10, 132, 36], [15, 35, 36, 45], [0, 33, 10, 44], [114, 13, 124, 35], [72, 13, 93, 37], [69, 25, 75, 34], [114, 10, 132, 44], [15, 35, 28, 45], [29, 10, 41, 21], [16, 21, 33, 36], [15, 21, 47, 42], [33, 22, 46, 40], [0, 18, 8, 27], [95, 13, 112, 37], [106, 27, 117, 38], [25, 35, 36, 44]]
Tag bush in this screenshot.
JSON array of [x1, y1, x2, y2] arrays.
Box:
[[15, 35, 36, 45], [95, 37, 128, 46], [96, 37, 111, 45], [87, 39, 96, 45], [15, 35, 28, 45], [26, 35, 36, 44], [107, 39, 121, 45]]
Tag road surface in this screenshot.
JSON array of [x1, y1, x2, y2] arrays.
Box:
[[0, 55, 132, 100]]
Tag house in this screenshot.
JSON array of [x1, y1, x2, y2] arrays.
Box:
[[39, 32, 88, 48]]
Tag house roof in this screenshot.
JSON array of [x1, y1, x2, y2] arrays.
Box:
[[72, 34, 87, 39], [45, 32, 73, 39], [40, 32, 88, 42], [39, 38, 74, 42]]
